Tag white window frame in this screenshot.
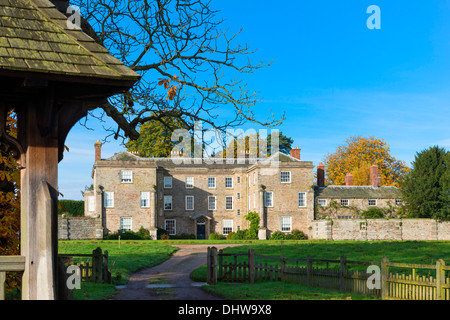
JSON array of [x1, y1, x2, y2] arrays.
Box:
[[185, 195, 194, 211], [120, 170, 133, 183], [341, 199, 349, 206], [222, 219, 233, 235], [265, 191, 273, 207], [280, 171, 291, 183], [88, 196, 95, 212], [120, 217, 132, 232], [225, 177, 233, 189], [317, 199, 327, 206], [165, 219, 176, 235], [164, 176, 172, 189], [298, 192, 306, 207], [208, 196, 216, 210], [185, 176, 194, 189], [368, 199, 377, 206], [208, 177, 216, 189], [140, 191, 150, 208], [104, 192, 114, 208], [164, 195, 172, 211], [281, 216, 292, 232], [225, 196, 233, 210]]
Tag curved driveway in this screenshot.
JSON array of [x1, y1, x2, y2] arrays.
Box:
[[112, 244, 242, 300]]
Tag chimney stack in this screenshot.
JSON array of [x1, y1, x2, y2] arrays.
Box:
[[290, 147, 301, 160], [370, 163, 381, 187], [317, 162, 325, 187], [345, 173, 354, 186], [94, 140, 102, 161]]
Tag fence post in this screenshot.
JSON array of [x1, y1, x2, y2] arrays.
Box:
[[381, 257, 389, 300], [91, 247, 103, 283], [280, 255, 285, 282], [103, 250, 111, 284], [248, 249, 255, 284], [0, 272, 5, 300], [339, 256, 347, 292], [306, 255, 312, 286], [218, 249, 223, 281], [436, 259, 445, 300], [207, 247, 218, 285]]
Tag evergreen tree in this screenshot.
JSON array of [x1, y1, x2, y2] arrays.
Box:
[[401, 146, 449, 220]]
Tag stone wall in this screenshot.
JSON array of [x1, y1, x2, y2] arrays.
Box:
[[311, 219, 450, 241], [58, 217, 103, 240]]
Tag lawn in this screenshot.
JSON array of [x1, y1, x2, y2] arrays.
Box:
[[58, 240, 178, 300], [191, 240, 450, 300]]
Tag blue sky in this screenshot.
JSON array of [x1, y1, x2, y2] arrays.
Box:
[[59, 0, 450, 200]]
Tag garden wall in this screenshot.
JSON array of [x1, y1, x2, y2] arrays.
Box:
[[58, 217, 103, 240], [311, 219, 450, 241]]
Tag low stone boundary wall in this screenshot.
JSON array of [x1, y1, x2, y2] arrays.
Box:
[[312, 219, 450, 241], [58, 217, 103, 240]]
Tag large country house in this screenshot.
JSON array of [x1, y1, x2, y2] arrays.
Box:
[[84, 141, 403, 239]]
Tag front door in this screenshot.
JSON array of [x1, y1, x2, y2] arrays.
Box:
[[197, 218, 206, 240]]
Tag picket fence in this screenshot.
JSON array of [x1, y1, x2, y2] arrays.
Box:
[[206, 247, 450, 300]]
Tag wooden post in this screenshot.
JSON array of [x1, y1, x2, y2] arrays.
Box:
[[18, 100, 60, 300], [340, 256, 347, 292], [306, 255, 312, 286], [280, 255, 286, 282], [248, 249, 255, 284], [218, 249, 223, 281], [436, 259, 445, 300], [207, 247, 211, 284], [381, 257, 389, 300], [103, 250, 111, 284], [210, 247, 217, 285], [0, 272, 5, 300], [91, 247, 103, 283]]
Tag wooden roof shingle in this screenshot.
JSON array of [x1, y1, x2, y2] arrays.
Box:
[[0, 0, 140, 82]]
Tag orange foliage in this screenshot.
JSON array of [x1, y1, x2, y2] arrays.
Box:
[[323, 136, 410, 188], [158, 75, 178, 101], [0, 111, 21, 294]]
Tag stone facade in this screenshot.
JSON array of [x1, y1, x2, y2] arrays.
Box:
[[311, 219, 450, 241], [58, 216, 103, 240], [85, 143, 315, 239]]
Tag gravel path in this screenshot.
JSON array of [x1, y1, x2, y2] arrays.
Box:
[[112, 244, 241, 300]]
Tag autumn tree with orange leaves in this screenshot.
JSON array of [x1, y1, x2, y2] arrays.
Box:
[[323, 136, 410, 188], [0, 111, 21, 294]]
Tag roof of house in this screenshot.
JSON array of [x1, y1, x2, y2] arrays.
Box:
[[314, 185, 402, 199], [0, 0, 140, 82]]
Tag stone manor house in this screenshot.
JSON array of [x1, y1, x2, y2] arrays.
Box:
[[84, 141, 402, 240]]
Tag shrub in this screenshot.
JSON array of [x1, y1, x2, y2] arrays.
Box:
[[105, 230, 147, 240], [362, 207, 385, 219], [245, 212, 260, 239], [291, 229, 307, 240], [229, 230, 248, 240], [209, 232, 225, 240], [157, 227, 169, 239], [270, 231, 286, 240], [269, 229, 307, 240], [226, 232, 235, 240], [58, 200, 85, 217]]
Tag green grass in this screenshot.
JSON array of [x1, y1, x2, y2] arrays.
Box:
[[58, 240, 178, 300], [202, 281, 378, 300], [191, 240, 450, 300]]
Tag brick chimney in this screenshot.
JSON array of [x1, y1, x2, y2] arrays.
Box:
[[94, 140, 102, 161], [370, 163, 381, 187], [290, 147, 301, 160], [317, 162, 325, 187], [345, 173, 354, 186]]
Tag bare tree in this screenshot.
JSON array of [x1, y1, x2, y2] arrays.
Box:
[[72, 0, 284, 142]]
